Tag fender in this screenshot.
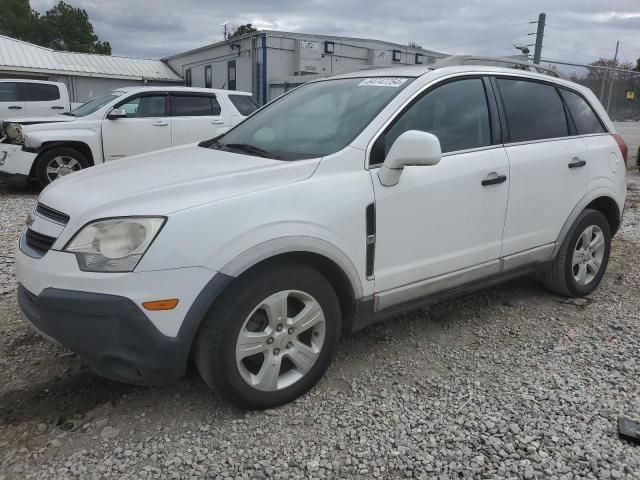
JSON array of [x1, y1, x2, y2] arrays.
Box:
[[552, 186, 620, 258], [26, 129, 104, 164], [219, 236, 365, 300]]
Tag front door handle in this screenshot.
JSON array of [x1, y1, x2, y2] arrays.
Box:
[[51, 106, 65, 110], [210, 119, 224, 125], [8, 106, 22, 110], [481, 174, 507, 186], [568, 157, 587, 168], [153, 120, 168, 126]]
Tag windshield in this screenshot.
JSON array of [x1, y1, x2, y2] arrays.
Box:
[[203, 77, 412, 160], [71, 91, 125, 117]]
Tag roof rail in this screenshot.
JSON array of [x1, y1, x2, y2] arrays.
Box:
[[433, 55, 564, 79]]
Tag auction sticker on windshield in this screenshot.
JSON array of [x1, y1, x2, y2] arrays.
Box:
[[358, 78, 408, 87]]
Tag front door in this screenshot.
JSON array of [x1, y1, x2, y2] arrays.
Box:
[[370, 77, 510, 298], [101, 92, 171, 161], [0, 82, 25, 119]]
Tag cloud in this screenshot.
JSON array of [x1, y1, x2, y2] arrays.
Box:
[[28, 0, 640, 64]]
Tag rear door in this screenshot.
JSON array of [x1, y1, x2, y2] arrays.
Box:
[[170, 93, 231, 145], [20, 83, 66, 116], [496, 77, 588, 257], [102, 92, 171, 160], [0, 82, 24, 119]]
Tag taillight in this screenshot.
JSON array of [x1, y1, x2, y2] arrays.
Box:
[[613, 134, 628, 166]]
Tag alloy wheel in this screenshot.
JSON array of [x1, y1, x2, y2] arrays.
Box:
[[571, 225, 605, 285], [46, 155, 81, 182]]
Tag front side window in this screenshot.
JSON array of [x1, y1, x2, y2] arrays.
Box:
[[228, 94, 259, 116], [497, 78, 568, 143], [560, 89, 606, 135], [0, 82, 17, 102], [116, 94, 167, 118], [21, 83, 60, 101], [372, 78, 491, 164], [172, 95, 220, 116], [204, 77, 412, 161], [72, 91, 124, 117]]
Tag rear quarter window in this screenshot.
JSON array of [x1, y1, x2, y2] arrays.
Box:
[[560, 89, 606, 135], [228, 95, 259, 116], [21, 83, 61, 101], [497, 78, 568, 143]]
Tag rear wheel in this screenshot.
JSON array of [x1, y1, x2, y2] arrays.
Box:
[[35, 147, 89, 186], [195, 264, 341, 409], [542, 209, 611, 297]]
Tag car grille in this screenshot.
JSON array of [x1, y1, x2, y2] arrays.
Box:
[[25, 229, 57, 256], [35, 203, 70, 225]]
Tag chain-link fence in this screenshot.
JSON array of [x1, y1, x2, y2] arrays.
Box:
[[541, 59, 640, 164]]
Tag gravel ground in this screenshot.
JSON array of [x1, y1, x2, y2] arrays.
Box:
[[1, 173, 639, 480]]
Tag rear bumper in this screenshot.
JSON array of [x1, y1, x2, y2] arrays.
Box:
[[18, 285, 187, 384]]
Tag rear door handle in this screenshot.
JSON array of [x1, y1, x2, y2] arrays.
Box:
[[153, 120, 168, 126], [8, 106, 22, 110], [211, 119, 225, 125], [481, 174, 507, 186], [568, 158, 587, 168], [51, 106, 65, 110]]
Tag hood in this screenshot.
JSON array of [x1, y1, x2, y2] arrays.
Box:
[[2, 115, 75, 126], [39, 143, 320, 221]]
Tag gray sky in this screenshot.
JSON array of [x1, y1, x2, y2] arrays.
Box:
[[31, 0, 640, 65]]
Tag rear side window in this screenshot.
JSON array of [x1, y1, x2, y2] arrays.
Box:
[[373, 78, 491, 163], [228, 95, 259, 116], [172, 95, 221, 116], [0, 82, 17, 102], [560, 89, 606, 135], [497, 79, 568, 142], [21, 83, 60, 101]]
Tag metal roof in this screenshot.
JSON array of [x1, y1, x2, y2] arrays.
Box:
[[0, 35, 182, 82]]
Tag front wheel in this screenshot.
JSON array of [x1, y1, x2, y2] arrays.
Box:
[[542, 209, 611, 297], [195, 264, 341, 409], [35, 147, 89, 186]]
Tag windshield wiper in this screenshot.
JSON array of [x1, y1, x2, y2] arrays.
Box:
[[223, 143, 281, 160]]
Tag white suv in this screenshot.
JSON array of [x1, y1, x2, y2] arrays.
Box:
[[0, 86, 257, 187], [15, 66, 627, 409]]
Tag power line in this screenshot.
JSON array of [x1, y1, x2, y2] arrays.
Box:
[[428, 22, 531, 49], [544, 34, 624, 57], [438, 33, 531, 51], [541, 46, 605, 63], [545, 24, 640, 52]]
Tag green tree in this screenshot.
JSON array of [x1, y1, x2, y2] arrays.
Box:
[[0, 0, 41, 43], [634, 58, 640, 72], [227, 23, 258, 40], [0, 0, 111, 54]]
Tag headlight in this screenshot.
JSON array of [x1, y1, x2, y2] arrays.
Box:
[[5, 123, 24, 143], [64, 217, 166, 272]]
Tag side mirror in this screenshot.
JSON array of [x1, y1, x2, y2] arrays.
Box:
[[377, 130, 441, 187], [107, 108, 127, 120]]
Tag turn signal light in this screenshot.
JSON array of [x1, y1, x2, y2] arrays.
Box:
[[143, 299, 179, 311]]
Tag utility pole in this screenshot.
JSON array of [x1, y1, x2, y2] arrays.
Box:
[[533, 12, 546, 64], [606, 40, 620, 112]]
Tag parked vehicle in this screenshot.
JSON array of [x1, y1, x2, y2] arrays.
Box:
[[0, 79, 81, 120], [0, 86, 258, 186], [15, 65, 627, 409]]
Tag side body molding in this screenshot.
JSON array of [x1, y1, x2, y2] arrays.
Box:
[[219, 236, 365, 300]]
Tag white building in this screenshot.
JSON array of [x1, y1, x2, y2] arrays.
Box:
[[163, 31, 448, 104], [0, 34, 182, 103]]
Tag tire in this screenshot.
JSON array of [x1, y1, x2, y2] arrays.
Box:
[[35, 147, 89, 186], [542, 209, 611, 297], [195, 263, 341, 410]]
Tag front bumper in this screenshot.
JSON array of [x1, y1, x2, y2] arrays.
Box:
[[15, 247, 232, 385], [0, 144, 36, 187]]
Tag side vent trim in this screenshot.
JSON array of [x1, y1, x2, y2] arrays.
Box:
[[365, 203, 376, 279]]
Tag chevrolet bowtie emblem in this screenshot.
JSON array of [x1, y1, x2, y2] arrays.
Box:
[[25, 214, 34, 227]]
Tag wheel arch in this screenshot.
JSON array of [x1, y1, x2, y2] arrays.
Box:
[[30, 141, 96, 177]]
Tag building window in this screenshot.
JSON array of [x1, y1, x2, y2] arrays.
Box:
[[414, 53, 424, 65], [227, 60, 236, 91], [205, 65, 212, 89], [392, 50, 401, 62], [185, 68, 192, 87], [324, 41, 335, 54]]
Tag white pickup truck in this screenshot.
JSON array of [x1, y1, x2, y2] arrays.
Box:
[[0, 79, 82, 120], [0, 86, 258, 186]]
